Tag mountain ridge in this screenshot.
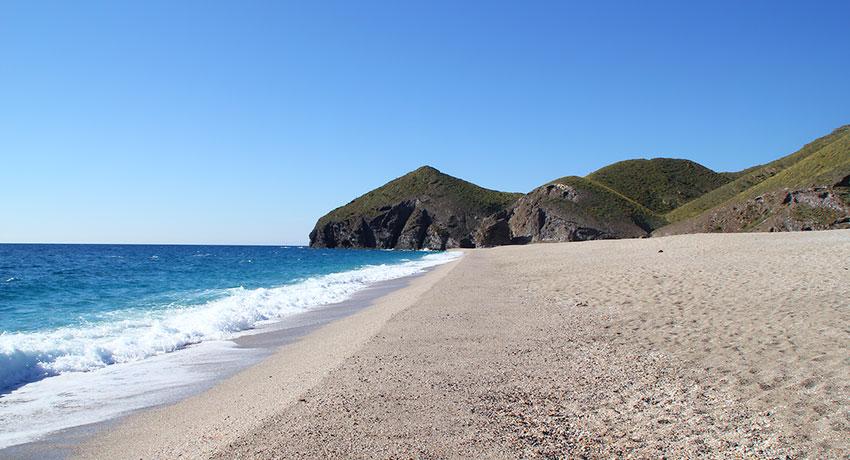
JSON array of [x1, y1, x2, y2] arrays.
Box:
[[309, 125, 850, 249]]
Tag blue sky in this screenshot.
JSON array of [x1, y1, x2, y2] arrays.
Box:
[[2, 1, 849, 244]]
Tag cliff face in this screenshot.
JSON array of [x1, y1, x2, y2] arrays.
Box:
[[476, 177, 665, 247], [310, 199, 468, 250], [309, 166, 521, 250]]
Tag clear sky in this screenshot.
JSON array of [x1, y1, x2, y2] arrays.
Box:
[[2, 1, 849, 245]]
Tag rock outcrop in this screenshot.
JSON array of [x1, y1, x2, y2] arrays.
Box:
[[309, 166, 521, 250], [475, 177, 666, 247]]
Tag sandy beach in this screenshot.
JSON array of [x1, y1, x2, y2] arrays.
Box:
[[76, 230, 849, 458]]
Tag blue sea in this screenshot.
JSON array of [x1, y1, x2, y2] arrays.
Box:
[[0, 244, 459, 448]]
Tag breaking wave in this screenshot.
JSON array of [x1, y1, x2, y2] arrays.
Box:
[[0, 252, 461, 394]]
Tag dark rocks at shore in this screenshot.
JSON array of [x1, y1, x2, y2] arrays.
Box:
[[309, 204, 480, 250], [309, 198, 485, 250], [310, 201, 442, 250]]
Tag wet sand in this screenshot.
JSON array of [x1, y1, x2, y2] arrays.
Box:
[[79, 231, 849, 458]]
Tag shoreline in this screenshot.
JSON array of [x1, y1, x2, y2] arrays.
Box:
[[69, 254, 462, 459], [0, 257, 461, 459]]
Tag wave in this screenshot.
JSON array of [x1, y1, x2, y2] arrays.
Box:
[[0, 251, 461, 394]]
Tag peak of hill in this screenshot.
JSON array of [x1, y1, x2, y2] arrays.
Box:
[[309, 166, 521, 249], [587, 158, 732, 214]]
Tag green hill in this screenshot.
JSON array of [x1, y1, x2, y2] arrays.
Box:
[[315, 166, 520, 227], [476, 175, 667, 246], [740, 127, 850, 196], [666, 125, 850, 223], [545, 176, 667, 232], [310, 166, 521, 249], [587, 158, 732, 214]]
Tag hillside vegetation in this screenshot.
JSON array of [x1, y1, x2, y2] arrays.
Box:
[[547, 176, 667, 232], [587, 158, 732, 214], [317, 166, 521, 229], [311, 125, 850, 249], [474, 175, 667, 246], [667, 126, 850, 222], [311, 166, 522, 249]]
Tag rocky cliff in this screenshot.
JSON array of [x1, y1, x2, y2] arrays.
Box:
[[475, 176, 666, 247]]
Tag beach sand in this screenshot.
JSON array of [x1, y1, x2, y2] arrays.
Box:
[[77, 231, 849, 458]]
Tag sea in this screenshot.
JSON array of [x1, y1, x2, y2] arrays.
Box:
[[0, 244, 460, 449]]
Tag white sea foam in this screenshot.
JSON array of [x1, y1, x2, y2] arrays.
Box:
[[0, 340, 260, 450], [0, 250, 461, 449]]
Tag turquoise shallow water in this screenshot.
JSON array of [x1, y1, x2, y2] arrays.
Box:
[[0, 244, 451, 394]]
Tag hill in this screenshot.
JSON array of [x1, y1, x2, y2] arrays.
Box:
[[666, 125, 850, 223], [657, 126, 850, 234], [309, 125, 850, 248], [309, 166, 522, 249], [587, 158, 732, 214], [476, 176, 666, 246]]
